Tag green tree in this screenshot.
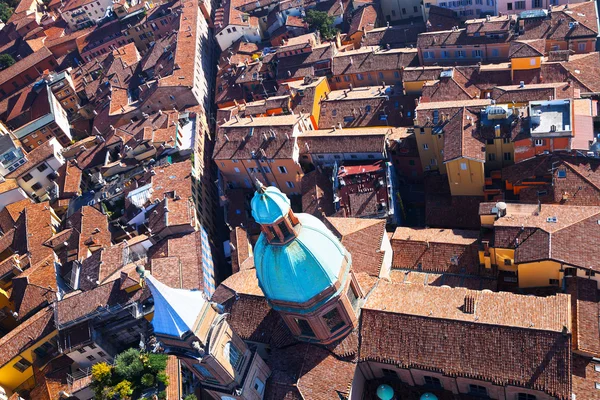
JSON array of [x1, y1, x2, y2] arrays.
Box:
[[183, 395, 198, 400], [0, 3, 13, 23], [91, 362, 113, 385], [305, 9, 337, 39], [0, 54, 15, 71], [114, 348, 144, 381], [146, 353, 168, 374], [140, 373, 155, 387], [157, 371, 170, 387], [108, 380, 133, 399]]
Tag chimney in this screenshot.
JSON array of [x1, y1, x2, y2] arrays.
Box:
[[463, 294, 476, 314]]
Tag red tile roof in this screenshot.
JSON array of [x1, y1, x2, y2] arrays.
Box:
[[55, 278, 148, 327], [148, 231, 205, 290], [566, 277, 600, 357], [361, 281, 572, 399], [0, 306, 54, 368], [348, 5, 377, 36], [266, 343, 355, 400], [326, 217, 385, 277]]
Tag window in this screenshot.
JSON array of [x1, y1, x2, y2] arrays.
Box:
[[223, 342, 242, 370], [423, 144, 429, 150], [549, 279, 559, 285], [323, 308, 345, 333], [402, 7, 406, 13], [89, 344, 97, 350], [414, 6, 418, 11], [504, 259, 512, 266], [491, 49, 500, 58], [455, 50, 466, 58], [194, 364, 218, 383], [344, 116, 355, 123], [504, 152, 512, 161], [564, 267, 577, 277], [391, 9, 396, 16], [507, 2, 513, 10], [234, 167, 240, 173], [468, 384, 488, 396], [22, 173, 33, 182], [254, 378, 265, 395], [503, 138, 510, 144], [278, 166, 288, 174], [424, 51, 435, 59], [295, 318, 315, 337], [262, 166, 271, 173], [343, 75, 350, 82], [86, 355, 96, 361], [441, 50, 450, 58], [77, 348, 86, 354], [332, 109, 337, 116], [37, 163, 48, 172], [557, 169, 567, 178], [517, 394, 537, 400], [13, 357, 31, 372], [356, 73, 364, 80], [460, 162, 467, 170], [472, 50, 483, 58], [430, 158, 437, 166], [423, 376, 443, 389], [365, 105, 371, 113], [381, 368, 397, 378], [534, 139, 544, 146], [586, 270, 596, 277], [98, 351, 106, 357], [515, 1, 525, 9], [488, 153, 496, 161], [285, 181, 294, 188]]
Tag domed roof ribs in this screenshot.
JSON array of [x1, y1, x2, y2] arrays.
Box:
[[145, 274, 207, 338]]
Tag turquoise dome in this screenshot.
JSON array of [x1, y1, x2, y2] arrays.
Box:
[[254, 213, 350, 306], [376, 384, 394, 400], [251, 185, 291, 225]]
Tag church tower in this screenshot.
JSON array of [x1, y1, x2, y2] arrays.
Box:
[[251, 183, 363, 345], [145, 274, 271, 400]]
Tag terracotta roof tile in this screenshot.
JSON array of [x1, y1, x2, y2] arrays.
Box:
[[325, 217, 385, 277], [0, 307, 54, 368], [566, 277, 600, 357], [360, 281, 572, 399], [267, 343, 355, 400], [147, 231, 205, 291], [301, 170, 335, 218], [55, 279, 148, 327], [213, 115, 308, 160], [348, 5, 377, 36]]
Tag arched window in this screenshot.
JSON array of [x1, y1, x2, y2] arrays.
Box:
[[223, 341, 242, 370]]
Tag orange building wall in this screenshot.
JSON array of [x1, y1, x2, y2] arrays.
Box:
[[514, 137, 571, 163]]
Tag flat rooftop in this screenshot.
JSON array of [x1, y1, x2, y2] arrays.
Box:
[[530, 99, 572, 135]]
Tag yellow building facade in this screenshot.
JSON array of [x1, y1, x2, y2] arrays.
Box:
[[0, 308, 57, 395]]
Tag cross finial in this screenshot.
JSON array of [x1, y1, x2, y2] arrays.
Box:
[[254, 178, 266, 194]]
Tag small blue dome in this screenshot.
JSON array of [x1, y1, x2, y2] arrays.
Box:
[[251, 185, 291, 225], [254, 213, 349, 305], [420, 394, 438, 400], [376, 384, 394, 400]]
